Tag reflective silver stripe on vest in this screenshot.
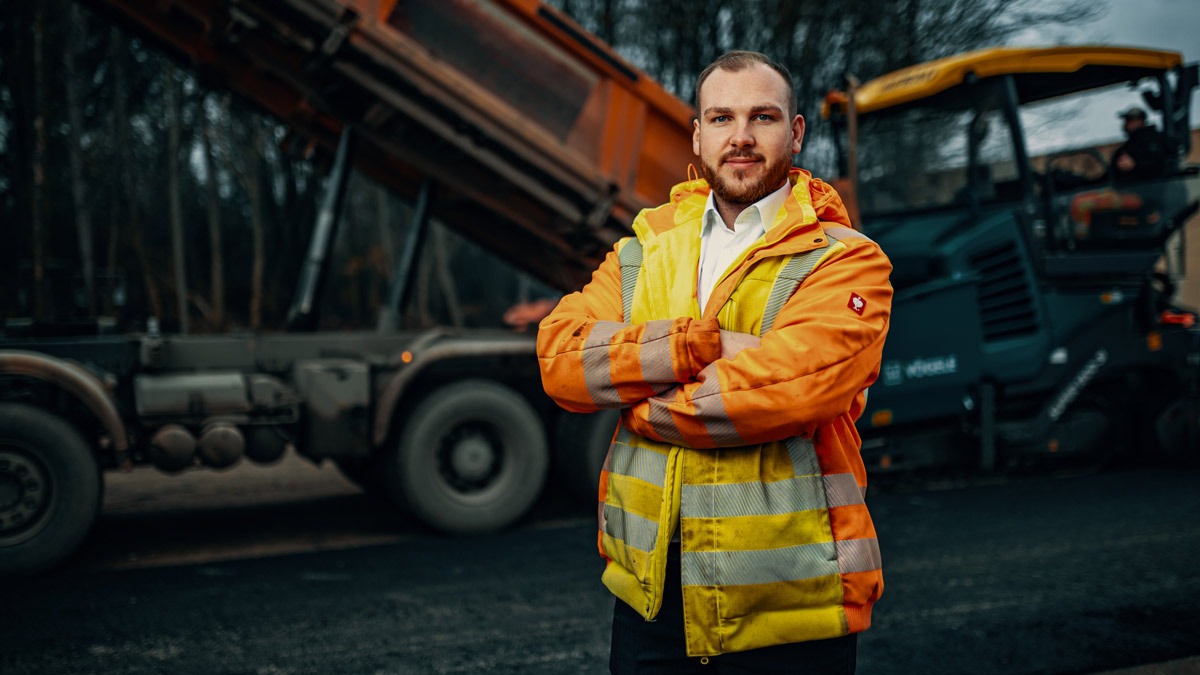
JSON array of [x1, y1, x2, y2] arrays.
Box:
[[681, 537, 881, 586], [619, 237, 643, 323], [602, 502, 659, 553], [681, 475, 826, 518], [601, 427, 664, 553], [679, 471, 866, 520], [785, 436, 821, 477], [759, 242, 830, 336], [681, 541, 837, 586], [608, 428, 668, 488]]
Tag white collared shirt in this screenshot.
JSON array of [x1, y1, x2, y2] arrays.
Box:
[[697, 182, 791, 311]]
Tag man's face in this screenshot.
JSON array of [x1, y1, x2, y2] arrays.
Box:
[[1124, 116, 1145, 135], [693, 63, 805, 208]]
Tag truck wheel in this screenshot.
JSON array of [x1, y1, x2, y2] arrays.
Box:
[[1156, 398, 1200, 466], [553, 410, 619, 503], [0, 403, 101, 575], [384, 380, 548, 533]]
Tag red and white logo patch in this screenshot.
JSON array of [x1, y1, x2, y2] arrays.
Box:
[[848, 292, 866, 315]]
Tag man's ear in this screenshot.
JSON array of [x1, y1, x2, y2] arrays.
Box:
[[693, 118, 702, 156], [792, 114, 806, 155]]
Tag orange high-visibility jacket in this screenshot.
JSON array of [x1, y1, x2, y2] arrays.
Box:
[[537, 168, 893, 657]]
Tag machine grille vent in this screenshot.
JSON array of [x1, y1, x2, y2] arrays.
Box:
[[970, 241, 1038, 341]]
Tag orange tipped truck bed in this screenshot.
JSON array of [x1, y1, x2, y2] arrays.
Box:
[[83, 0, 697, 291]]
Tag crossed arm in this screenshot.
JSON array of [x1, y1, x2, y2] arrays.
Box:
[[536, 240, 892, 448]]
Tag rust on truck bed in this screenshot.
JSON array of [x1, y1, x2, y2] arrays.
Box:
[[81, 0, 697, 292]]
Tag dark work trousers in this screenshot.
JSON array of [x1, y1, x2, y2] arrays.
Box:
[[610, 545, 858, 674]]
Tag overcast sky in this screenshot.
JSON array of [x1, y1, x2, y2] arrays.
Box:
[[1012, 0, 1200, 149]]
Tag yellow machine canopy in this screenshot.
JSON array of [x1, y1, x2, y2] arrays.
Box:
[[829, 46, 1184, 116]]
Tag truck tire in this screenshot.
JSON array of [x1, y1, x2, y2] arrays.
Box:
[[0, 403, 101, 575], [384, 380, 548, 534], [553, 410, 619, 503], [1156, 398, 1200, 466]]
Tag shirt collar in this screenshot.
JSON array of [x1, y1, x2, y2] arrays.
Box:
[[702, 180, 793, 236]]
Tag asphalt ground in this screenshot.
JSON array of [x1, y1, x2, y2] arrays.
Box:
[[2, 455, 1199, 674]]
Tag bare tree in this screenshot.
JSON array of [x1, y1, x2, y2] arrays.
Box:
[[106, 28, 164, 323], [200, 94, 226, 330], [63, 2, 95, 316], [248, 130, 267, 329], [103, 28, 124, 317], [224, 106, 268, 329], [31, 0, 48, 319], [166, 67, 189, 333], [549, 0, 1104, 177]]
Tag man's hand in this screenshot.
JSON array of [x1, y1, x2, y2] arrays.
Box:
[[1115, 152, 1135, 173]]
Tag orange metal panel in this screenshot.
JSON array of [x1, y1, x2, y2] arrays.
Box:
[[82, 0, 699, 291]]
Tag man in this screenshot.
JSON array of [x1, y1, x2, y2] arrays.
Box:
[[537, 51, 892, 673], [1112, 107, 1170, 183]]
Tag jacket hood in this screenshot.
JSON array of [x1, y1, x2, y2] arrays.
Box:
[[805, 172, 853, 228]]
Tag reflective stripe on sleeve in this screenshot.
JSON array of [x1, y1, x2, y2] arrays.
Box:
[[823, 472, 868, 508], [644, 394, 687, 444], [690, 366, 745, 446], [581, 319, 678, 408], [638, 319, 676, 383], [582, 321, 622, 406], [836, 538, 883, 575]]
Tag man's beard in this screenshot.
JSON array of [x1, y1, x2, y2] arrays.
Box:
[[700, 149, 791, 207]]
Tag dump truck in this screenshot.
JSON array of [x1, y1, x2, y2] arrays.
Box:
[[0, 0, 692, 574], [823, 46, 1200, 473]]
